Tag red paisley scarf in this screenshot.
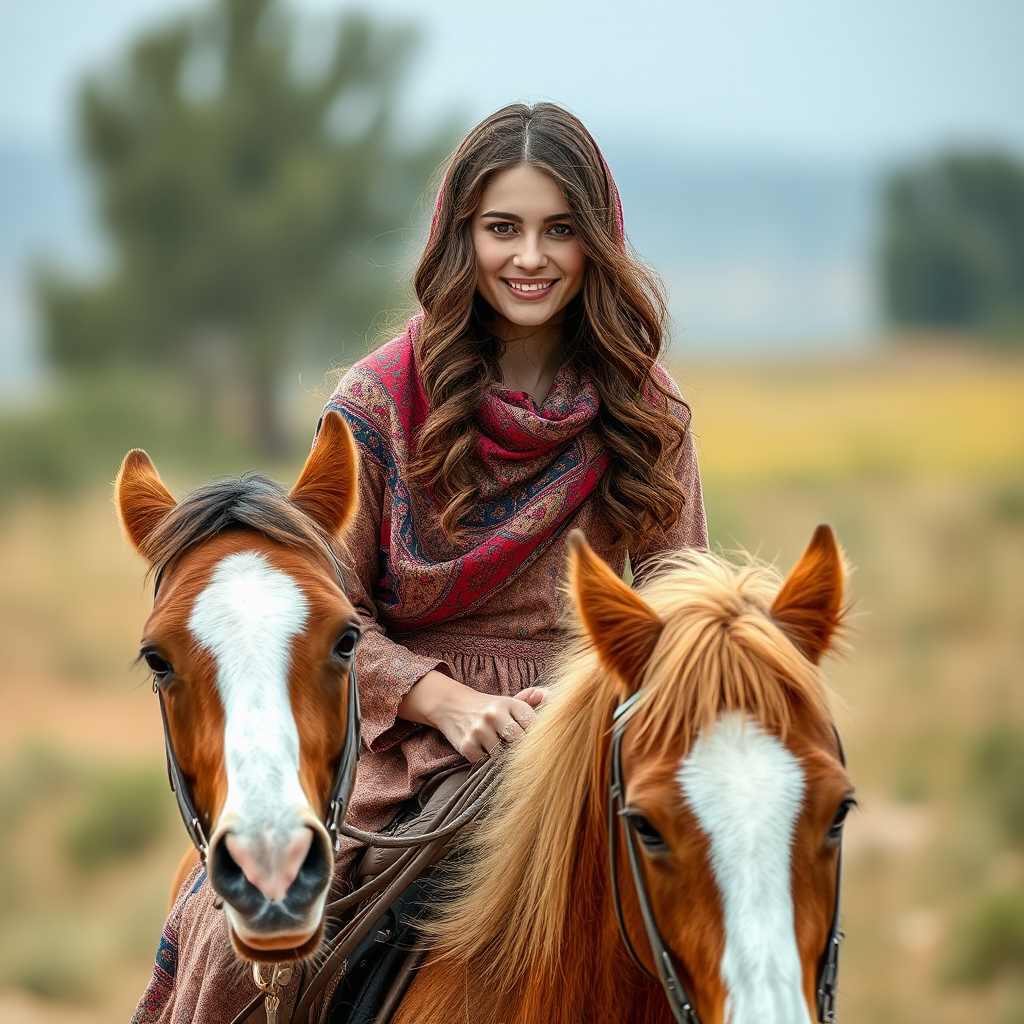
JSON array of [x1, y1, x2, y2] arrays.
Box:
[[326, 315, 609, 631]]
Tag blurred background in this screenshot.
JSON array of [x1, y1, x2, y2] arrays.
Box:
[[1, 0, 1023, 1021]]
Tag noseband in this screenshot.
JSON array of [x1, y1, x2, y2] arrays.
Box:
[[151, 548, 362, 864], [607, 690, 846, 1024]]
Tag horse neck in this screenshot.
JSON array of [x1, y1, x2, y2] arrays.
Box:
[[400, 744, 674, 1024]]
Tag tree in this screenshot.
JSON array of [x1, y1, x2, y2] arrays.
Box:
[[39, 0, 453, 453], [881, 152, 1024, 344]]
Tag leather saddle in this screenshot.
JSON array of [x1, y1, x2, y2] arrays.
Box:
[[323, 765, 477, 1024]]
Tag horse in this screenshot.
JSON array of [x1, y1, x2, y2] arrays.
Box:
[[115, 410, 361, 963], [392, 524, 853, 1024]]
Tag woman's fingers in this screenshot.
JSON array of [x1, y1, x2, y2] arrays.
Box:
[[513, 686, 551, 708], [451, 694, 546, 763], [464, 698, 535, 761], [507, 698, 536, 730]]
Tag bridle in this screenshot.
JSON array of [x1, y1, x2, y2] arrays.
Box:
[[151, 546, 362, 864], [607, 690, 846, 1024]]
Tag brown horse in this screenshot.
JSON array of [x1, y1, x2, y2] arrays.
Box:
[[393, 525, 853, 1024], [116, 411, 360, 963]]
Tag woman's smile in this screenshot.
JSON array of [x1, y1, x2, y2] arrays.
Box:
[[503, 277, 557, 299]]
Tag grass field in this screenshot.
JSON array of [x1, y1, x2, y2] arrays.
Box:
[[1, 344, 1022, 1023]]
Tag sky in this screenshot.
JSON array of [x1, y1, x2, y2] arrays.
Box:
[[1, 0, 1022, 374], [2, 0, 1023, 163]]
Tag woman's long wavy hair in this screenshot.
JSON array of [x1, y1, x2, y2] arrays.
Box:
[[412, 103, 687, 549]]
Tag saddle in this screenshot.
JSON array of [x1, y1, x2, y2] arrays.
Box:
[[326, 765, 476, 1024], [231, 757, 501, 1024]]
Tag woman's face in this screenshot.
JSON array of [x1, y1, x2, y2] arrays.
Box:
[[471, 164, 585, 339]]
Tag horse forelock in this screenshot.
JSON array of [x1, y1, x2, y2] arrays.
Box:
[[622, 548, 838, 759], [139, 473, 342, 589]]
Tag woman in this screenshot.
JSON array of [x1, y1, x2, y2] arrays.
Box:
[[132, 101, 706, 1023]]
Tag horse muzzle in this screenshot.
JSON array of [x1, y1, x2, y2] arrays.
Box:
[[207, 818, 334, 961]]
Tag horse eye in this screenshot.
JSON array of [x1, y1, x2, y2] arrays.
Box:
[[144, 651, 172, 677], [333, 629, 359, 662], [625, 811, 668, 852], [828, 799, 857, 842]]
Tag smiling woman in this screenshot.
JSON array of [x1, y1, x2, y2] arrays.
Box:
[[136, 102, 708, 1023]]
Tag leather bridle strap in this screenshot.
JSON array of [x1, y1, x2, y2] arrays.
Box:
[[326, 660, 361, 851], [156, 682, 210, 860], [608, 692, 700, 1024], [815, 728, 847, 1024], [153, 547, 362, 862], [608, 694, 847, 1024]]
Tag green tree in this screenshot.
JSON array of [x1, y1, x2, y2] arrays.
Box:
[[881, 152, 1024, 344], [39, 0, 452, 453]]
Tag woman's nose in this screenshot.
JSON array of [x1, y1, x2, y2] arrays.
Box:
[[512, 234, 548, 272]]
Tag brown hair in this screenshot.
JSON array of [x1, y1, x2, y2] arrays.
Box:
[[412, 102, 687, 548]]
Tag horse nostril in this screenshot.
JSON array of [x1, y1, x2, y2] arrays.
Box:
[[212, 834, 244, 882], [209, 834, 263, 914], [293, 830, 331, 895], [220, 828, 315, 903]]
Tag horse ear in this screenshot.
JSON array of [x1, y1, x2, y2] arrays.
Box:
[[568, 530, 663, 691], [290, 410, 359, 538], [771, 523, 845, 664], [115, 449, 177, 560]]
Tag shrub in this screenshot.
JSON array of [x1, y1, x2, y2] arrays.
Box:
[[62, 766, 169, 871], [973, 725, 1024, 842], [947, 882, 1024, 985]]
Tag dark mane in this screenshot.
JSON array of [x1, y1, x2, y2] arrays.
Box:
[[141, 473, 340, 586]]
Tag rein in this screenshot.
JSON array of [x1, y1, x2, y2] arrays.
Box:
[[607, 692, 846, 1024]]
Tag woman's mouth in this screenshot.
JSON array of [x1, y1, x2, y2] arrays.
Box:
[[503, 279, 556, 300]]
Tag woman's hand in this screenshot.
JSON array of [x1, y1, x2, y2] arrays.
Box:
[[397, 670, 540, 763], [513, 686, 551, 709]]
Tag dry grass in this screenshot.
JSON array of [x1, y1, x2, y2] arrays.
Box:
[[1, 344, 1022, 1022]]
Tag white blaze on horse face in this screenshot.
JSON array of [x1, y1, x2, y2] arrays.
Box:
[[678, 713, 811, 1024], [188, 551, 311, 868]]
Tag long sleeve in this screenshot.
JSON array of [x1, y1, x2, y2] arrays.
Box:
[[632, 371, 709, 573], [652, 425, 708, 553], [342, 452, 448, 753]]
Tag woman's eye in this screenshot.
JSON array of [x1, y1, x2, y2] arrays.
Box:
[[144, 651, 172, 677], [548, 223, 573, 236], [488, 222, 516, 235]]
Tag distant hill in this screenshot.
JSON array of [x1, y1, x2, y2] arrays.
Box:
[[602, 140, 880, 348], [0, 137, 881, 401]]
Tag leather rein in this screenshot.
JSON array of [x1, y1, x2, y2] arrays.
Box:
[[607, 690, 846, 1024], [150, 547, 362, 865]]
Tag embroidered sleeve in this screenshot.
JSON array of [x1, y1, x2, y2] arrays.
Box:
[[317, 366, 449, 754], [339, 453, 449, 752]]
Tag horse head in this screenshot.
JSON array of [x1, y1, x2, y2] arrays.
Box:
[[400, 525, 853, 1024], [569, 525, 851, 1024], [116, 411, 360, 962]]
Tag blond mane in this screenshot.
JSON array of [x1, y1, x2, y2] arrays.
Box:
[[425, 547, 838, 991]]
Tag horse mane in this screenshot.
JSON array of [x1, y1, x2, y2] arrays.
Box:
[[138, 473, 341, 583], [425, 547, 840, 993]]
